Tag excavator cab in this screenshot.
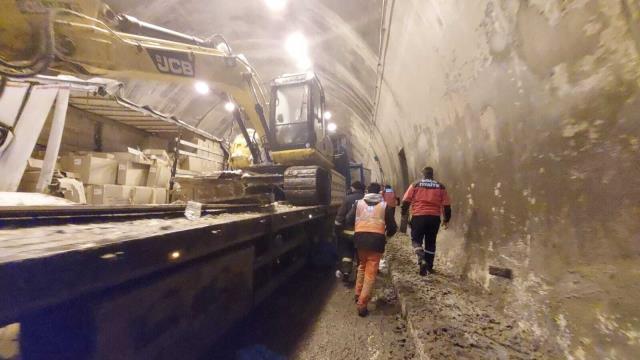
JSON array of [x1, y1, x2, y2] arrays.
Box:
[[257, 72, 343, 206], [268, 73, 334, 169]]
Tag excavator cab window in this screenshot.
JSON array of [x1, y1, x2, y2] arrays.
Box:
[[270, 81, 317, 150], [310, 81, 325, 140]]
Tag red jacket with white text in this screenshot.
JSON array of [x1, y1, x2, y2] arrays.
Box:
[[401, 178, 451, 221]]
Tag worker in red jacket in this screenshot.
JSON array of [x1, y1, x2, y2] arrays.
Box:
[[401, 166, 451, 276], [346, 182, 397, 317], [380, 184, 397, 214]]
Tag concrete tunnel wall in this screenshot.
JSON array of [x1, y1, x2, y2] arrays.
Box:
[[103, 0, 640, 357], [370, 0, 640, 357]]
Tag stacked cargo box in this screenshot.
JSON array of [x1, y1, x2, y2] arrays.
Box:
[[49, 149, 172, 205], [177, 135, 225, 174], [171, 135, 234, 203], [18, 135, 227, 205]]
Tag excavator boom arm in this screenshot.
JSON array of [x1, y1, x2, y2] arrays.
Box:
[[0, 1, 270, 160]]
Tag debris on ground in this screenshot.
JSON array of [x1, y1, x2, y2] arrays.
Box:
[[386, 233, 559, 359], [488, 266, 513, 279]]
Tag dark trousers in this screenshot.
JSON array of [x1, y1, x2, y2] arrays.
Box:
[[388, 206, 396, 216], [410, 215, 441, 270], [337, 232, 355, 275]]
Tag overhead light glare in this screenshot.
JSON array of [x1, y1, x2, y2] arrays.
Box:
[[224, 101, 236, 112], [323, 111, 332, 120], [286, 32, 308, 59], [216, 43, 230, 55], [265, 0, 287, 11], [296, 56, 312, 71], [285, 32, 313, 70], [194, 81, 210, 95], [327, 122, 337, 132]]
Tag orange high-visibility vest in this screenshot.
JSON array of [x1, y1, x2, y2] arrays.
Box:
[[381, 189, 397, 207], [355, 200, 386, 234]]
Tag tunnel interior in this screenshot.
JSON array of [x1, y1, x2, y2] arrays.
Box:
[[103, 0, 640, 357], [0, 0, 638, 358], [97, 0, 640, 355]]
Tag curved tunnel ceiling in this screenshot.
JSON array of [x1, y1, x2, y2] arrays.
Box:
[[106, 0, 383, 161]]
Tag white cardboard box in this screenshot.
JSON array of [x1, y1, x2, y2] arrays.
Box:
[[117, 161, 150, 186], [59, 154, 118, 185], [131, 186, 154, 205], [147, 161, 171, 188], [85, 184, 132, 205], [151, 188, 168, 204]]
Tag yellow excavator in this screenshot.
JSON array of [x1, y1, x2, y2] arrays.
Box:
[[0, 0, 344, 205]]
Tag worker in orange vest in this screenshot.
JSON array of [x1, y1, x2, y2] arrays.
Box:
[[345, 182, 397, 317]]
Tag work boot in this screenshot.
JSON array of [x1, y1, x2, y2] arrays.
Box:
[[357, 306, 369, 317], [342, 271, 352, 284], [419, 260, 428, 276]]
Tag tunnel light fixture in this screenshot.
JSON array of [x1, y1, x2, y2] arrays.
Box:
[[327, 122, 337, 132], [286, 32, 312, 70], [194, 81, 210, 95], [224, 101, 236, 112], [323, 111, 332, 120], [265, 0, 287, 11], [215, 42, 231, 54], [286, 32, 308, 58]]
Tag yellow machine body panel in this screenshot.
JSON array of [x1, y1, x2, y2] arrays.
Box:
[[270, 148, 334, 170]]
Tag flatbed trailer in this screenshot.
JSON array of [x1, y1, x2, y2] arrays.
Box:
[[0, 203, 337, 359]]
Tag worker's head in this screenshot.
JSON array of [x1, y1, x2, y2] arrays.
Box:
[[422, 166, 434, 179], [350, 181, 364, 193], [367, 182, 381, 194], [385, 184, 392, 189]]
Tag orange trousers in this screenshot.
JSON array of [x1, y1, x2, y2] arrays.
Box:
[[355, 249, 382, 309]]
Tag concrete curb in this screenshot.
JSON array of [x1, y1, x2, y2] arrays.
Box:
[[388, 260, 429, 360], [384, 235, 544, 359]]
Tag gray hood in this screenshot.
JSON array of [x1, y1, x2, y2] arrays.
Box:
[[363, 193, 383, 204]]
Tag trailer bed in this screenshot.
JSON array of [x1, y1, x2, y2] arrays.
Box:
[[0, 203, 334, 358]]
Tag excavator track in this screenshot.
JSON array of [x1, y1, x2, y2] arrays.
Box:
[[284, 166, 345, 206]]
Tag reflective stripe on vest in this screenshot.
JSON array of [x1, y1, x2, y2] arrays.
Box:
[[355, 200, 386, 234]]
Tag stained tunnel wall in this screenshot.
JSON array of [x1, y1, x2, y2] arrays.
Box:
[[370, 0, 640, 357]]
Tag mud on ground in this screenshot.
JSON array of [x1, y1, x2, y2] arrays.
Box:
[[386, 233, 558, 359]]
